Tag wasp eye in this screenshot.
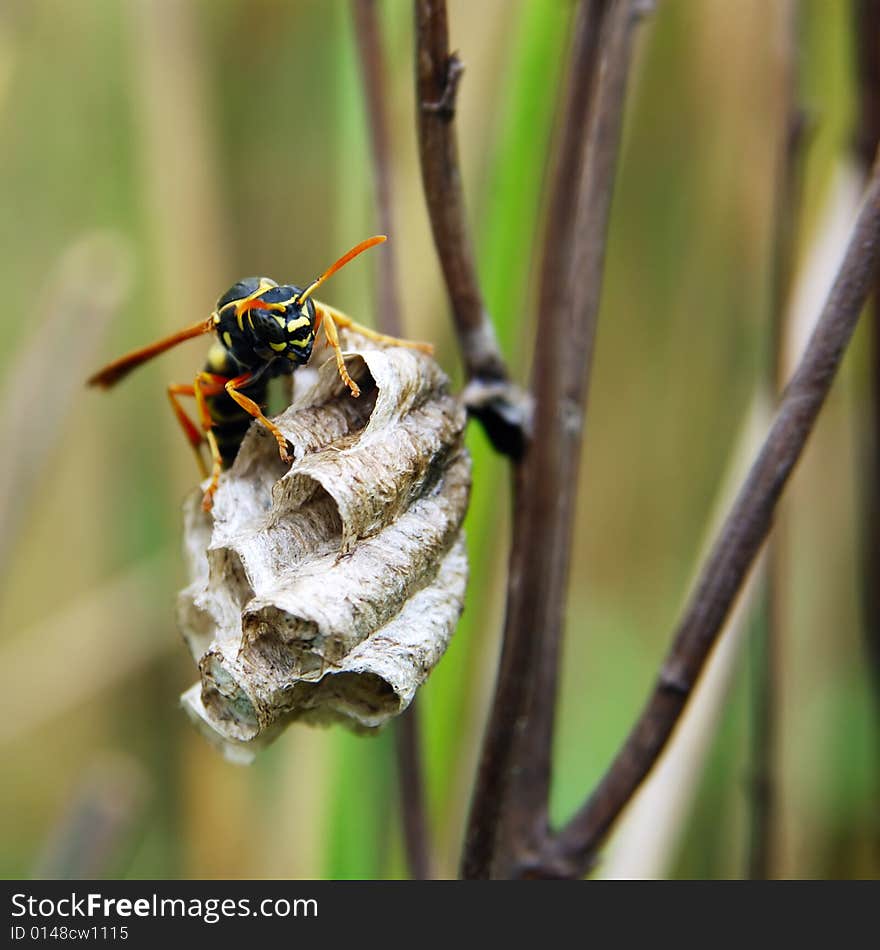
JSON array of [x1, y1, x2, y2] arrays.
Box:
[[249, 307, 286, 344], [267, 318, 287, 343], [216, 277, 262, 310]]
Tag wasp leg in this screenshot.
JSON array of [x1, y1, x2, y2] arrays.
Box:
[[314, 308, 361, 397], [315, 302, 434, 355], [224, 373, 293, 464], [193, 371, 228, 511], [167, 384, 208, 479]]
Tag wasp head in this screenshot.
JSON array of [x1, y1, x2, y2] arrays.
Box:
[[214, 278, 316, 372]]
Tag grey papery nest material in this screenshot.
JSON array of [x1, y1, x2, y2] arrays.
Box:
[[178, 333, 471, 763]]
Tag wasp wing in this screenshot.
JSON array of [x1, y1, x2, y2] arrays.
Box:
[[87, 317, 215, 388]]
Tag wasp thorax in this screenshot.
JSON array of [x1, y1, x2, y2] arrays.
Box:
[[214, 277, 316, 370]]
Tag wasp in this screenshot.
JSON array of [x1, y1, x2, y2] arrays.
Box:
[[88, 236, 432, 510]]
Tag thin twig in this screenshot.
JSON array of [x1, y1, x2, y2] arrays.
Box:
[[414, 0, 530, 458], [854, 1, 880, 171], [394, 702, 433, 879], [461, 0, 644, 879], [853, 0, 880, 720], [354, 0, 433, 879], [852, 0, 880, 872], [413, 0, 498, 370], [549, 154, 880, 876], [352, 0, 403, 338], [749, 0, 806, 881], [514, 0, 614, 840]]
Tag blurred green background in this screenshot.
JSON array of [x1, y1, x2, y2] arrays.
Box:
[[0, 0, 877, 879]]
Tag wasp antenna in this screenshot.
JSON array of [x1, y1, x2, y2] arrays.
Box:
[[296, 235, 387, 305], [87, 316, 215, 389]]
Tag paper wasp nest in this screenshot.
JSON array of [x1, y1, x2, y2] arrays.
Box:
[[178, 334, 470, 763]]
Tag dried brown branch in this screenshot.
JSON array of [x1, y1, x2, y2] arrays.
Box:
[[461, 0, 644, 879], [352, 0, 403, 339], [853, 0, 880, 719], [855, 1, 880, 171], [394, 702, 432, 879], [353, 0, 433, 878], [749, 0, 806, 881], [549, 154, 880, 876], [414, 0, 529, 458]]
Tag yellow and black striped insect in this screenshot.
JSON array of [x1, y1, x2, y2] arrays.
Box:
[[88, 236, 432, 510]]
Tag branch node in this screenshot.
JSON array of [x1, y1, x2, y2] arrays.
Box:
[[658, 667, 691, 698], [460, 378, 533, 459], [421, 53, 465, 120]]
